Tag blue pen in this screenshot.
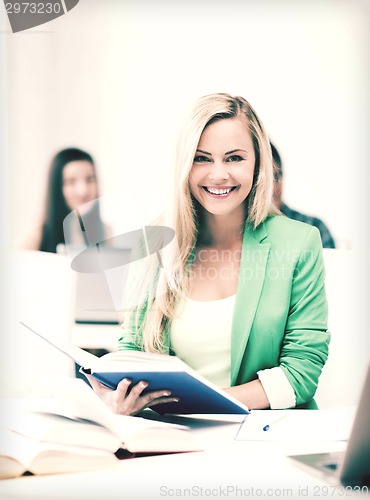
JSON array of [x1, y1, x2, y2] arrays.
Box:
[[262, 414, 286, 431]]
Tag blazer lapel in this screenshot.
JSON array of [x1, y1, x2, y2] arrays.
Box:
[[230, 222, 270, 385]]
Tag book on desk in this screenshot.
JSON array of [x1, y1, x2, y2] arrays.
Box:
[[21, 321, 250, 415], [0, 378, 203, 479], [0, 428, 118, 479]]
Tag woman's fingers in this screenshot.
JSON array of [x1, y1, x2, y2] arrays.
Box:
[[141, 395, 180, 411], [85, 375, 108, 394], [86, 375, 180, 416], [116, 378, 133, 397], [124, 384, 178, 415]]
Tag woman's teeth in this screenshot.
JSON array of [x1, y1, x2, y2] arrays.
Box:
[[205, 187, 234, 195]]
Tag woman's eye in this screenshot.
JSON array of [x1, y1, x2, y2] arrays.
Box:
[[226, 155, 244, 163], [193, 155, 211, 163]]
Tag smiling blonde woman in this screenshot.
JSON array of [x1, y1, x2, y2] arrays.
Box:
[[89, 93, 330, 415]]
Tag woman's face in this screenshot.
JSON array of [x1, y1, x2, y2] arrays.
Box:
[[62, 160, 98, 211], [189, 117, 255, 218]]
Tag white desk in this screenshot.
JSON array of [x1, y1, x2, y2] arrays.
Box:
[[0, 412, 358, 500], [0, 443, 349, 500]]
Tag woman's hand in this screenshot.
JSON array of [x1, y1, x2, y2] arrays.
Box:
[[86, 376, 179, 416]]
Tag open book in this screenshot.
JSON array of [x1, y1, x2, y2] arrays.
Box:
[[1, 406, 122, 453], [1, 379, 202, 460], [0, 428, 118, 479], [21, 322, 249, 415]]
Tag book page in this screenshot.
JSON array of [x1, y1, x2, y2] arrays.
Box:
[[0, 428, 117, 477], [101, 350, 183, 366], [20, 322, 99, 369], [55, 378, 189, 436], [1, 408, 121, 452]]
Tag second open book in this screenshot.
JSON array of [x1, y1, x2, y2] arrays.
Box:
[[0, 378, 201, 479], [21, 322, 249, 415]]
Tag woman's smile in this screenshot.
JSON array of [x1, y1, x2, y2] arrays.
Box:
[[201, 185, 239, 198]]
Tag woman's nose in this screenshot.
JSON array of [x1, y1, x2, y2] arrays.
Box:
[[208, 162, 230, 182], [75, 180, 89, 196]]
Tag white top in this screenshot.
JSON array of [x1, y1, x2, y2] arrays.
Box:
[[170, 295, 296, 409], [171, 295, 234, 388]]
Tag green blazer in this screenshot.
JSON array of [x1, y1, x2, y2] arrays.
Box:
[[118, 215, 330, 409]]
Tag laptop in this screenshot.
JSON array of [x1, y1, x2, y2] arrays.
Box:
[[289, 363, 370, 487], [59, 245, 132, 325]]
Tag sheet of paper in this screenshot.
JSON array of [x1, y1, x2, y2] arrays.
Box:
[[235, 407, 356, 441]]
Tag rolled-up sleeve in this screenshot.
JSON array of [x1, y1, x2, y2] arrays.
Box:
[[258, 366, 296, 409], [279, 226, 331, 406]]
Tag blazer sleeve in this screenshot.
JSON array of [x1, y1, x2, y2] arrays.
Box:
[[279, 226, 331, 406]]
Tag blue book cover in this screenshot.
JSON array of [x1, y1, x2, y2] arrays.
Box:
[[22, 322, 250, 416]]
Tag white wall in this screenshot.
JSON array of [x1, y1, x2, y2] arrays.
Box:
[[315, 250, 370, 408], [3, 0, 370, 250]]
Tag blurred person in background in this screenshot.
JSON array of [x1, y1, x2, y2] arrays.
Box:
[[271, 142, 336, 248], [23, 147, 109, 253]]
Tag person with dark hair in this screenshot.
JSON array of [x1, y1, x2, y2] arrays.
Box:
[[23, 147, 108, 253], [271, 142, 336, 249]]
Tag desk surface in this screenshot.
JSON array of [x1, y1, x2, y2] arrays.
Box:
[[0, 442, 349, 500], [0, 411, 358, 500]]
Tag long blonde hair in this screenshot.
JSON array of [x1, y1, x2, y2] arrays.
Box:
[[127, 93, 276, 353]]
